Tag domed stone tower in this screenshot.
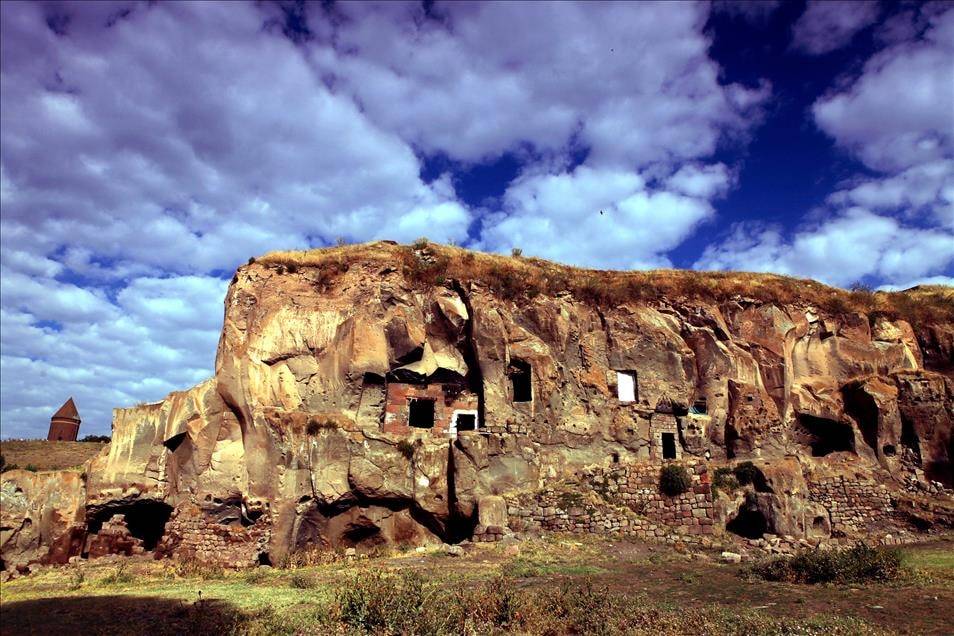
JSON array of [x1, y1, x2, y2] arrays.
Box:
[[48, 397, 81, 441]]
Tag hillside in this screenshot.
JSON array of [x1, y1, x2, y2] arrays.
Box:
[[2, 239, 951, 576], [0, 440, 107, 472]]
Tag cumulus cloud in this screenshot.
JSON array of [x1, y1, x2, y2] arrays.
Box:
[[479, 166, 714, 269], [812, 9, 954, 172], [694, 209, 954, 287], [792, 0, 880, 55], [310, 2, 766, 269], [700, 5, 954, 288], [308, 2, 765, 167]]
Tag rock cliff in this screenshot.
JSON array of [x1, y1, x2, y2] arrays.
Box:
[[2, 242, 952, 571]]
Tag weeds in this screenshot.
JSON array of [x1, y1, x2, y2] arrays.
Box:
[[100, 562, 134, 585], [712, 467, 739, 495], [396, 439, 415, 461], [253, 241, 954, 330], [289, 572, 318, 589], [748, 543, 905, 584]]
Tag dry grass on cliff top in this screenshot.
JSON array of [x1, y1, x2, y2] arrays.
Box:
[[0, 440, 106, 472], [256, 240, 954, 326]]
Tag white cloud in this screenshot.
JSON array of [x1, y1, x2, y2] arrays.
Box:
[[812, 9, 954, 172], [829, 160, 954, 228], [479, 166, 714, 269], [792, 0, 880, 55], [877, 275, 954, 291], [307, 1, 766, 167], [694, 209, 954, 287]]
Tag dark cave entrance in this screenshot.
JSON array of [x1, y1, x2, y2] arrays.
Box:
[[794, 414, 855, 457], [842, 385, 879, 452], [901, 416, 922, 464], [509, 359, 532, 403], [87, 500, 174, 551], [726, 495, 768, 539]]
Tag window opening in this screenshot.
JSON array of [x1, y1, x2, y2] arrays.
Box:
[[661, 432, 677, 460], [510, 360, 532, 403], [456, 413, 477, 432], [616, 371, 637, 403], [408, 398, 435, 428]]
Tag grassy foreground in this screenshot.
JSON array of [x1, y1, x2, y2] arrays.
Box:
[[2, 536, 952, 635]]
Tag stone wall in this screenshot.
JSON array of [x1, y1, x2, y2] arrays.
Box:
[[85, 515, 145, 558], [507, 461, 715, 546], [808, 477, 894, 536], [158, 503, 269, 568]]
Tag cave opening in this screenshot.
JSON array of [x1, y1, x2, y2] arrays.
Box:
[[842, 385, 879, 452], [87, 500, 173, 551], [900, 417, 922, 463], [341, 519, 385, 549], [726, 495, 768, 539], [794, 415, 855, 457]]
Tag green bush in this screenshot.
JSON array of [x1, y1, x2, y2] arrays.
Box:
[[25, 464, 38, 472], [712, 467, 739, 494], [749, 544, 904, 584], [733, 461, 763, 488], [80, 435, 111, 443], [289, 572, 317, 589], [659, 464, 692, 497]]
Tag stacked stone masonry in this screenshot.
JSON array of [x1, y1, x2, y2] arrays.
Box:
[[808, 477, 895, 536], [507, 462, 715, 546], [158, 504, 269, 568]]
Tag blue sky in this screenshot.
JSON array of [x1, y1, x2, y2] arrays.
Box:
[[1, 0, 952, 438]]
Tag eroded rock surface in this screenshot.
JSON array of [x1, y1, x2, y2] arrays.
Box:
[[2, 243, 952, 569]]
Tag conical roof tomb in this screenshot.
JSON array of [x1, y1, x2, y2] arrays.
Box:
[[52, 397, 80, 420]]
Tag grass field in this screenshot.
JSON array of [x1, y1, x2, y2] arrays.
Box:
[[2, 535, 951, 635], [0, 440, 106, 472]]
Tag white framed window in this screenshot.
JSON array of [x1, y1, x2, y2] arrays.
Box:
[[616, 371, 637, 403]]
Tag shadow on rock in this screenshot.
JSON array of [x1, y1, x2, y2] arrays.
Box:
[[1, 595, 247, 635]]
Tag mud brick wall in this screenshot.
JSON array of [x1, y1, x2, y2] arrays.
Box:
[[507, 461, 715, 545], [158, 504, 269, 567], [808, 477, 894, 536]]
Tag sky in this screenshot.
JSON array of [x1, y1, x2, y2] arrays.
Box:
[[1, 0, 952, 438]]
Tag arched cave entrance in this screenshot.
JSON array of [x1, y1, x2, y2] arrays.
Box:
[[726, 494, 768, 539], [87, 500, 174, 551], [793, 414, 855, 457]]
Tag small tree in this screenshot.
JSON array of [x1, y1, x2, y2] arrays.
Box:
[[659, 464, 692, 496]]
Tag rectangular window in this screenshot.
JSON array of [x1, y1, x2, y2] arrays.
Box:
[[408, 398, 435, 428], [690, 398, 707, 415], [510, 360, 532, 403], [661, 432, 677, 460], [616, 371, 637, 403], [456, 413, 477, 431]]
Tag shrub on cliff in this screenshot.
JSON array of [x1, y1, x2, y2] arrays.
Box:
[[712, 467, 739, 495], [733, 461, 765, 489], [749, 544, 904, 584], [659, 464, 691, 496]]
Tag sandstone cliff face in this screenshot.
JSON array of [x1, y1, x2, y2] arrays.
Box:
[[2, 243, 952, 569]]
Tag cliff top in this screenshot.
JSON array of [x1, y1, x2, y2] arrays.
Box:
[[251, 240, 953, 325]]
